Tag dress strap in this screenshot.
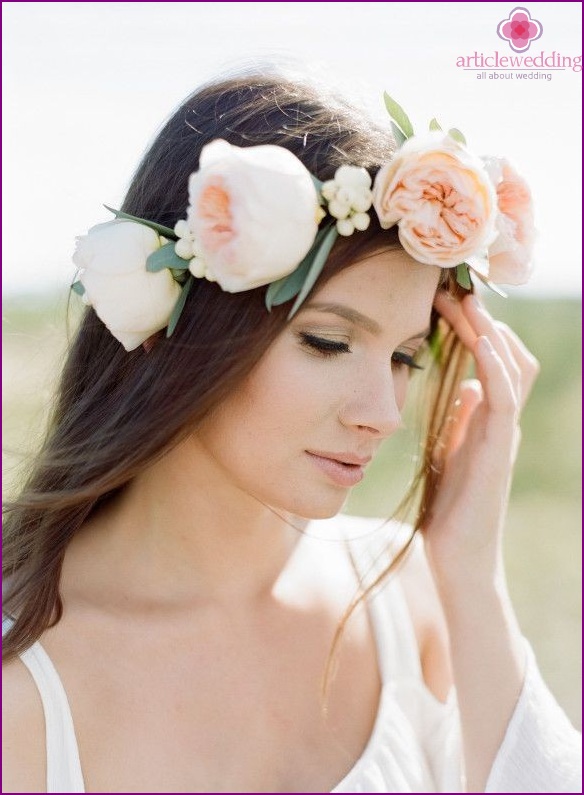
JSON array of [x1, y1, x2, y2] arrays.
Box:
[[19, 642, 85, 793]]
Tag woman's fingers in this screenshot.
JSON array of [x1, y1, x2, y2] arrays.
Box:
[[494, 321, 540, 409], [433, 291, 477, 350], [434, 291, 539, 413], [473, 333, 518, 424], [445, 379, 484, 456], [462, 296, 522, 399]]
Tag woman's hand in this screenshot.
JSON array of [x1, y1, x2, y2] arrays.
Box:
[[423, 291, 540, 595]]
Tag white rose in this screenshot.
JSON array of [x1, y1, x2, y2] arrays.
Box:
[[74, 219, 181, 351], [186, 139, 319, 292]]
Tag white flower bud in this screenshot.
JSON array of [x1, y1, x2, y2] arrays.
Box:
[[321, 180, 337, 201], [334, 165, 372, 189], [352, 212, 371, 231], [351, 191, 373, 213], [328, 198, 351, 220], [175, 238, 194, 260], [336, 187, 352, 205], [336, 218, 355, 236], [205, 269, 217, 282], [189, 257, 207, 278], [192, 239, 206, 258], [174, 219, 190, 238]]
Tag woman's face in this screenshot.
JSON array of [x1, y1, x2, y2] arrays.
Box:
[[195, 248, 441, 519]]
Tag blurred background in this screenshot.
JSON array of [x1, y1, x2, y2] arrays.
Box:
[[3, 2, 581, 726]]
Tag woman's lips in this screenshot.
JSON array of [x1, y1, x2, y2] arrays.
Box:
[[305, 451, 367, 487]]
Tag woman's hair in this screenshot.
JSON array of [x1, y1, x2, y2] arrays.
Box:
[[2, 66, 469, 662]]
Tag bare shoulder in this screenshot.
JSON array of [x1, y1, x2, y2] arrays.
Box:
[[397, 532, 454, 702], [2, 655, 46, 793]]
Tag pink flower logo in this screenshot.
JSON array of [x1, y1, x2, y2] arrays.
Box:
[[497, 7, 543, 53]]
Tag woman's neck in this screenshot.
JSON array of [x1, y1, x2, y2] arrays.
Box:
[[62, 435, 309, 613]]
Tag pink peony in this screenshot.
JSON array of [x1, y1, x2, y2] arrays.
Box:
[[483, 157, 535, 285], [187, 139, 319, 292]]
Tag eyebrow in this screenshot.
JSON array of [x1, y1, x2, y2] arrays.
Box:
[[302, 301, 430, 341]]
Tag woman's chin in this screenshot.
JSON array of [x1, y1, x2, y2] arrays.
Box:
[[282, 492, 350, 521]]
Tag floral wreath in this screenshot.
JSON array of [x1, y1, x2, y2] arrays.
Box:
[[72, 94, 535, 351]]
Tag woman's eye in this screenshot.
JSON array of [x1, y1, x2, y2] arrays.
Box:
[[299, 333, 351, 357], [391, 350, 424, 371]]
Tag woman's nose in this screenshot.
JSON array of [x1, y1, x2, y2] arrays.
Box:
[[338, 365, 404, 438]]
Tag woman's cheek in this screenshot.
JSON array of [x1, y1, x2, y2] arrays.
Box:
[[393, 368, 411, 411]]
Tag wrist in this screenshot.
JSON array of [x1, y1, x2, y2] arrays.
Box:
[[434, 566, 512, 620]]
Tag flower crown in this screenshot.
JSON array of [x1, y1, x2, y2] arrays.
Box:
[[72, 94, 535, 351]]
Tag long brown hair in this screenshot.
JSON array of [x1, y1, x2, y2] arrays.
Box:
[[2, 67, 469, 662]]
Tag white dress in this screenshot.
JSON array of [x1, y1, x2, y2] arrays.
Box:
[[7, 515, 582, 793]]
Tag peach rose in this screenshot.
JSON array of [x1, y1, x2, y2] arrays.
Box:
[[373, 132, 497, 269], [483, 157, 535, 285], [187, 139, 319, 292]]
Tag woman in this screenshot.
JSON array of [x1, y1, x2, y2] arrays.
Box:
[[3, 69, 580, 793]]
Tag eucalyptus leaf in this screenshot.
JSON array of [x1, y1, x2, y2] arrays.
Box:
[[104, 205, 178, 239], [311, 174, 325, 204], [390, 122, 407, 148], [288, 224, 339, 318], [429, 118, 442, 131], [465, 253, 490, 278], [265, 223, 335, 310], [455, 263, 472, 291], [448, 128, 467, 146], [383, 92, 414, 138], [472, 271, 508, 298], [265, 257, 313, 310], [71, 280, 85, 296], [166, 275, 194, 337], [170, 268, 190, 282], [146, 242, 190, 273]]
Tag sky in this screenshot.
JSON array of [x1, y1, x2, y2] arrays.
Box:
[[2, 1, 582, 297]]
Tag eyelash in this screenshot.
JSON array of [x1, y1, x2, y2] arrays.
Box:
[[299, 333, 424, 370]]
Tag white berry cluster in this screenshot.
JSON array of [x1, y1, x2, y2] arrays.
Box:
[[320, 165, 373, 236], [173, 220, 216, 282]]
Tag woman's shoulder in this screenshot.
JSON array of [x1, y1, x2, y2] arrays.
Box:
[[2, 653, 46, 792]]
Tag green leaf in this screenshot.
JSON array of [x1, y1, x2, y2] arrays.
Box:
[[71, 280, 85, 296], [170, 268, 190, 282], [429, 118, 442, 131], [166, 275, 194, 337], [472, 271, 508, 298], [390, 121, 407, 148], [465, 253, 490, 278], [104, 206, 178, 240], [288, 224, 339, 319], [311, 174, 325, 204], [265, 223, 335, 310], [265, 257, 313, 310], [383, 92, 414, 138], [448, 128, 467, 146], [146, 242, 190, 273], [455, 263, 472, 290]]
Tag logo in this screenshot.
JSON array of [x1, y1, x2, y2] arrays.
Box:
[[497, 7, 543, 53]]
